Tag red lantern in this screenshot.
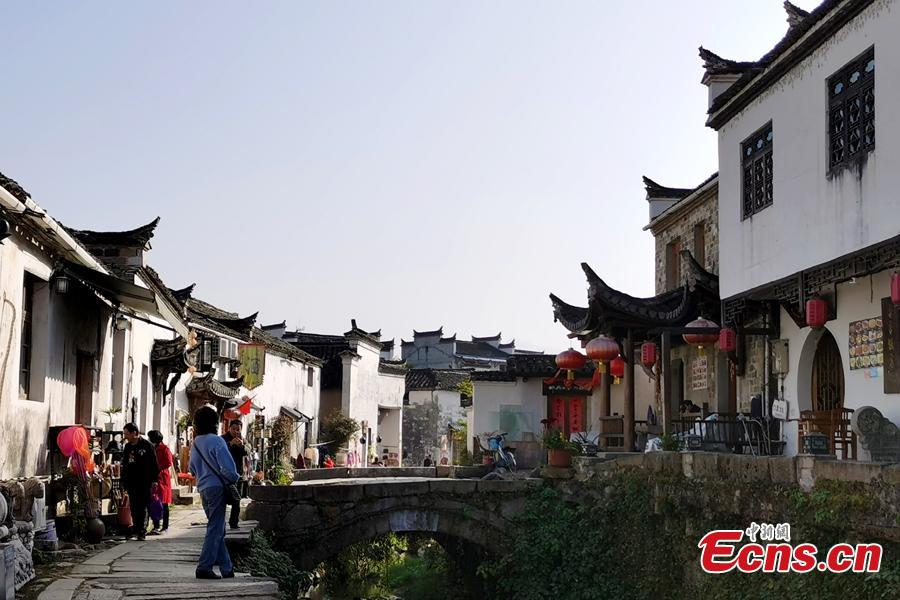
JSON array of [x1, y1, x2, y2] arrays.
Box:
[[806, 298, 828, 328], [683, 317, 719, 354], [585, 336, 619, 373], [891, 272, 900, 307], [640, 342, 657, 368], [610, 355, 625, 384], [556, 348, 587, 386], [718, 327, 737, 353]]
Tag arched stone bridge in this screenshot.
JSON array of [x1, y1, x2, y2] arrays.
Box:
[[246, 477, 541, 570]]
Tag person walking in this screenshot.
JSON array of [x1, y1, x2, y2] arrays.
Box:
[[221, 419, 247, 529], [121, 423, 159, 541], [147, 430, 174, 534], [189, 406, 239, 580]]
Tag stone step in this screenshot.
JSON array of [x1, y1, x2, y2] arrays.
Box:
[[172, 490, 200, 506]]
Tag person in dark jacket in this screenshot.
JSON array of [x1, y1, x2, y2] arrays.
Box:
[[221, 419, 247, 529], [121, 423, 159, 540]]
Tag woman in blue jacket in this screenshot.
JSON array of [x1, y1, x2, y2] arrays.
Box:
[[189, 405, 240, 579]]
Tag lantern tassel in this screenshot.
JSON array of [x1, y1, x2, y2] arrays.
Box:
[[591, 368, 601, 387]]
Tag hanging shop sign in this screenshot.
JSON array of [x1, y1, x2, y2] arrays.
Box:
[[238, 343, 267, 389]]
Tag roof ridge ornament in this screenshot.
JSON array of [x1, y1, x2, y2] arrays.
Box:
[[784, 1, 809, 28]]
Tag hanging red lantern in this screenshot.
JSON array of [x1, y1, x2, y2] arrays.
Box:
[[640, 342, 657, 368], [585, 335, 619, 373], [891, 272, 900, 307], [610, 355, 625, 384], [718, 327, 737, 353], [556, 348, 587, 386], [806, 298, 828, 328], [683, 317, 719, 354]]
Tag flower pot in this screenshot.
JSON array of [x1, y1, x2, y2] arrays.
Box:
[[104, 422, 114, 432], [482, 454, 493, 465], [547, 449, 573, 467], [85, 517, 106, 544]]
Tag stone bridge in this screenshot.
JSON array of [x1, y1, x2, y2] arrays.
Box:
[[246, 477, 541, 570]]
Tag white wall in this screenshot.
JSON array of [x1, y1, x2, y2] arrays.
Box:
[[471, 379, 545, 445], [0, 234, 115, 478], [341, 338, 405, 463], [247, 351, 320, 447], [717, 1, 900, 299]]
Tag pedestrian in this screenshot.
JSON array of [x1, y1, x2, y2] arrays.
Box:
[[147, 430, 173, 534], [323, 455, 335, 469], [121, 423, 159, 541], [423, 454, 433, 467], [221, 419, 247, 529], [189, 406, 239, 580]]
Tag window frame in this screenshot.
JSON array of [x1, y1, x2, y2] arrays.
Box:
[[19, 273, 36, 399], [665, 238, 682, 290], [827, 47, 875, 174], [740, 121, 774, 220], [307, 366, 315, 387]]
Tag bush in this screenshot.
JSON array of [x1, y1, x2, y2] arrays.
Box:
[[234, 532, 317, 600], [319, 409, 360, 455]]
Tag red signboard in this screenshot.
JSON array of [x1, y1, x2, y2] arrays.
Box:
[[569, 397, 584, 433]]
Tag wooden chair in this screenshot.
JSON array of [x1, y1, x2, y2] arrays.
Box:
[[597, 416, 625, 451], [799, 408, 856, 459]]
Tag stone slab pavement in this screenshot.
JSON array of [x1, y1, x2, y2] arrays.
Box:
[[37, 508, 279, 600]]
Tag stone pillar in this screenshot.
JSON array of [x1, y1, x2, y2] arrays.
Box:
[[624, 330, 635, 452]]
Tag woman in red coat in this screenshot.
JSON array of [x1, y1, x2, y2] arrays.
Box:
[[148, 430, 174, 534]]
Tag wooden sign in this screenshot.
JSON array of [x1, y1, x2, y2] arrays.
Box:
[[882, 297, 900, 394], [691, 357, 708, 391]]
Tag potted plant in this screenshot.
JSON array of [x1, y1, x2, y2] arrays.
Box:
[[99, 406, 122, 431], [541, 427, 581, 467]]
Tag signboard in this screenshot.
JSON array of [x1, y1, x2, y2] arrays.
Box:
[[882, 298, 900, 394], [691, 357, 708, 391], [238, 343, 266, 389], [848, 316, 883, 370], [569, 397, 584, 434]]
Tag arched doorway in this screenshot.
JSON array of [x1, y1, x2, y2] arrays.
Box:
[[811, 330, 844, 412]]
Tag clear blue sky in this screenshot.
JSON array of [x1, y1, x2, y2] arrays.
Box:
[[1, 1, 816, 352]]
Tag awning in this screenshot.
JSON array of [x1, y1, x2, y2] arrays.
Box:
[[63, 261, 190, 337], [280, 406, 313, 422], [64, 261, 159, 316]]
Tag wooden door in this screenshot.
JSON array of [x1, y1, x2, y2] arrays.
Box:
[[75, 352, 93, 425], [812, 331, 844, 411], [549, 396, 586, 436]]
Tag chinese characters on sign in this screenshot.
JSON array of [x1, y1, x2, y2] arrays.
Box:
[[238, 343, 266, 389], [849, 316, 883, 370], [691, 356, 708, 391]]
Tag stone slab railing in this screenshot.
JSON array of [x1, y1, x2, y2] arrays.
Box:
[[572, 452, 900, 491], [293, 465, 491, 482]]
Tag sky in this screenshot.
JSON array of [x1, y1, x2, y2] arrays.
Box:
[[1, 1, 820, 353]]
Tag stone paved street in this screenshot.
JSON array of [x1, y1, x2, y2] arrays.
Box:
[[37, 508, 278, 600]]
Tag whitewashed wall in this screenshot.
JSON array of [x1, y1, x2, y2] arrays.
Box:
[[471, 379, 545, 445], [247, 352, 320, 447], [341, 338, 405, 462], [717, 1, 900, 299], [0, 235, 115, 478]]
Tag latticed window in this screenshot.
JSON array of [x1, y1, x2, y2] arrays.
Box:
[[741, 123, 773, 219], [828, 47, 874, 171]]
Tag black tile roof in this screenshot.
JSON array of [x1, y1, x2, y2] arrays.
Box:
[[381, 339, 395, 351], [138, 266, 187, 322], [406, 368, 471, 392], [0, 171, 30, 202], [471, 333, 502, 343], [440, 335, 457, 343], [705, 0, 873, 129], [261, 321, 286, 331], [251, 327, 323, 366], [413, 327, 443, 337], [68, 217, 161, 247], [378, 359, 409, 376], [471, 354, 595, 381], [642, 177, 693, 199], [454, 341, 510, 361]]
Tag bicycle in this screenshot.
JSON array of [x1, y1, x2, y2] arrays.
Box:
[[479, 431, 518, 473]]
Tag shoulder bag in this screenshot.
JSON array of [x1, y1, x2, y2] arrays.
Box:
[[194, 442, 242, 505]]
